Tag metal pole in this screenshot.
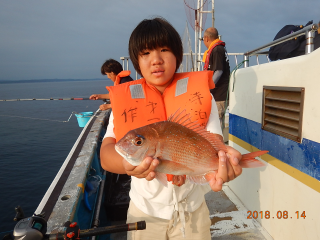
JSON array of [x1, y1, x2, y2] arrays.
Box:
[[194, 9, 197, 71], [197, 0, 203, 71], [120, 57, 125, 69], [91, 170, 106, 240], [212, 0, 215, 28], [305, 30, 315, 54], [244, 55, 249, 68]]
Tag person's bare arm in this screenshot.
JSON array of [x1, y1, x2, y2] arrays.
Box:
[[100, 137, 125, 173], [89, 93, 110, 100]]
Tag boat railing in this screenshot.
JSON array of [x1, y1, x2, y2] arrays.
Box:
[[243, 23, 319, 67], [120, 52, 269, 77], [120, 23, 319, 76]]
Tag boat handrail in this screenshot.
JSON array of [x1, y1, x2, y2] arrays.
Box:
[[120, 52, 269, 76], [243, 23, 319, 67], [120, 23, 318, 74]]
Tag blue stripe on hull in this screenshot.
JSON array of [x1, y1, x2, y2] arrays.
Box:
[[229, 113, 320, 181]]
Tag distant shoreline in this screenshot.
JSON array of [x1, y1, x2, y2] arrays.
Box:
[[0, 78, 106, 84]]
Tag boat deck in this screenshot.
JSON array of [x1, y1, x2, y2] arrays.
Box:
[[108, 185, 272, 240], [206, 185, 272, 239]]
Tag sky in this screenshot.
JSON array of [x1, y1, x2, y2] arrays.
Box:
[[0, 0, 319, 81]]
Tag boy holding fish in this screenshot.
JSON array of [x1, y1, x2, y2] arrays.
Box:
[[100, 17, 244, 240]]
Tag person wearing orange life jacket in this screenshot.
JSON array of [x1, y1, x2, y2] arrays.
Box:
[[100, 17, 242, 240], [89, 59, 133, 110], [202, 27, 230, 130]]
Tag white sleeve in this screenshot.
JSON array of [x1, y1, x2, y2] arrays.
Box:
[[206, 95, 223, 136], [103, 111, 116, 139]]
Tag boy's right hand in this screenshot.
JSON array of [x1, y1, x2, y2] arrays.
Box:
[[122, 157, 159, 181]]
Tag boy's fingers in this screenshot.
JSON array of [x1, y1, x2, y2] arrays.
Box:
[[225, 155, 235, 181], [138, 157, 158, 172], [206, 171, 223, 192], [145, 172, 156, 181], [232, 157, 242, 177], [217, 150, 228, 183], [226, 153, 242, 178], [123, 157, 159, 178]]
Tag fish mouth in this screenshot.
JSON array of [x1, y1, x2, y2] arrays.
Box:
[[115, 145, 140, 166]]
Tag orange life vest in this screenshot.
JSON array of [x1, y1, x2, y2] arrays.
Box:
[[203, 40, 225, 70], [113, 70, 131, 86], [107, 71, 214, 141]]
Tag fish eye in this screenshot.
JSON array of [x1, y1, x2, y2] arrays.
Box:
[[133, 137, 144, 146]]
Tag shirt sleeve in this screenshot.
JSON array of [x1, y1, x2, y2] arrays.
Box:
[[206, 95, 223, 136], [103, 111, 116, 139]]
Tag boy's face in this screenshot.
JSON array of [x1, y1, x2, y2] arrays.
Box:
[[138, 47, 176, 93], [105, 72, 117, 82]]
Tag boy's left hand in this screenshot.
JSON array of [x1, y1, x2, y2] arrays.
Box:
[[207, 146, 242, 192]]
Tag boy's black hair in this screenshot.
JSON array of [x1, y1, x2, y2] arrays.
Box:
[[129, 17, 183, 76], [101, 59, 123, 75]]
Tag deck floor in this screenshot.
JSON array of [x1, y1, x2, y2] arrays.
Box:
[[205, 185, 272, 239], [108, 185, 272, 240]]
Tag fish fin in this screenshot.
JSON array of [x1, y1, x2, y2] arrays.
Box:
[[168, 109, 227, 152], [240, 150, 269, 168], [186, 171, 216, 185], [155, 172, 168, 187]]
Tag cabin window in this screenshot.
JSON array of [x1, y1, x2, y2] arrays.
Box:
[[262, 86, 305, 142]]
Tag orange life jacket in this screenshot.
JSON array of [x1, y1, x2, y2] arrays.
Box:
[[107, 71, 214, 141], [203, 40, 225, 70], [114, 70, 131, 86]]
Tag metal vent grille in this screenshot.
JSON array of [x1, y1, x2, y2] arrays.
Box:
[[262, 86, 305, 142]]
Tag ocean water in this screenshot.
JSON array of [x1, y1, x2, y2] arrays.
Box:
[[0, 79, 112, 238]]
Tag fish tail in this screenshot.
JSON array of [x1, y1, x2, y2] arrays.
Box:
[[240, 150, 269, 168], [155, 172, 168, 187]]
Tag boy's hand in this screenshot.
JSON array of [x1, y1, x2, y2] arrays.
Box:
[[122, 157, 159, 181], [207, 148, 242, 192], [224, 145, 242, 180]]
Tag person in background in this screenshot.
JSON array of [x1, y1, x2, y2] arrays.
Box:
[[90, 59, 133, 110], [100, 17, 242, 240], [202, 28, 230, 130]]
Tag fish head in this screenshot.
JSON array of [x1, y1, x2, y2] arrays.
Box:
[[115, 129, 157, 166]]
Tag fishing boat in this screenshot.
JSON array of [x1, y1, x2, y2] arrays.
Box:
[[5, 4, 320, 240]]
